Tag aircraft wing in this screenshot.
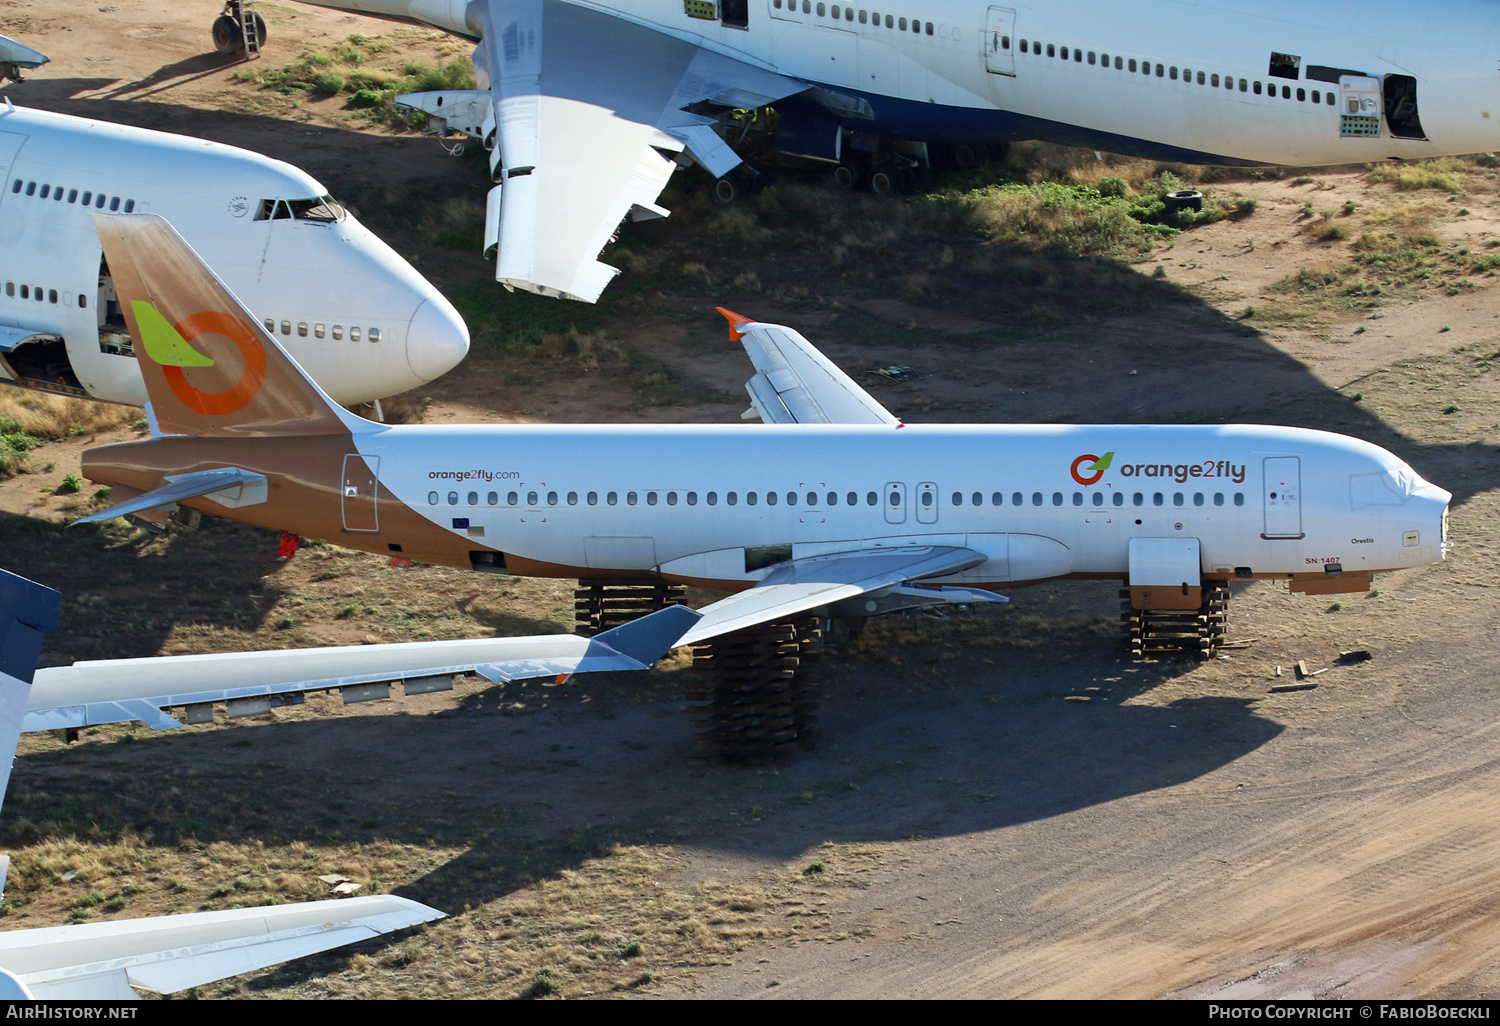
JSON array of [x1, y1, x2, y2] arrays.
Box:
[[677, 546, 1004, 647], [0, 895, 444, 1000], [719, 308, 900, 425], [25, 603, 700, 732], [467, 0, 806, 302]]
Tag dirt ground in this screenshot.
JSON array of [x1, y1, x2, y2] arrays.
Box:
[[4, 0, 1500, 1001]]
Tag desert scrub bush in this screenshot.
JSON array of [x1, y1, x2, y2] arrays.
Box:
[[0, 393, 132, 439], [230, 34, 475, 127]]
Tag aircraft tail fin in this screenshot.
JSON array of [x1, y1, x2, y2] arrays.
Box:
[[93, 214, 360, 438]]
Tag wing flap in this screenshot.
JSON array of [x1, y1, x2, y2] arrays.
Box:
[[678, 546, 988, 647], [476, 0, 804, 302]]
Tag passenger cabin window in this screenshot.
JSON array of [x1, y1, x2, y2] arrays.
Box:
[[350, 327, 361, 341], [369, 328, 381, 343], [333, 325, 343, 340]]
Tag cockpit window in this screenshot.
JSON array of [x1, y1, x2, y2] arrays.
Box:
[[287, 196, 345, 222], [1350, 468, 1416, 508], [253, 196, 345, 222]]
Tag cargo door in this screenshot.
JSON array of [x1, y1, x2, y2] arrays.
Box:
[[884, 481, 907, 525], [1262, 457, 1302, 539], [916, 481, 939, 524], [341, 453, 380, 532], [984, 7, 1016, 75]]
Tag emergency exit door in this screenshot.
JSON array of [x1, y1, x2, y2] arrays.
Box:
[[342, 453, 380, 532], [1262, 457, 1302, 539]]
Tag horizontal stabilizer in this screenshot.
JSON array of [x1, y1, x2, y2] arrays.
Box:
[[25, 604, 701, 732], [722, 311, 900, 425], [678, 546, 988, 647], [72, 467, 266, 525], [0, 895, 444, 999]]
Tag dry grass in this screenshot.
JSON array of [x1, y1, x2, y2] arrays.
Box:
[[0, 392, 134, 440], [1367, 157, 1472, 194]]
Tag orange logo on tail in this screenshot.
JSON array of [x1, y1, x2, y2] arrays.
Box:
[[161, 311, 267, 416]]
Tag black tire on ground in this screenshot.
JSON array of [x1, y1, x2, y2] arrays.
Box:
[[951, 143, 978, 169], [212, 15, 242, 54], [1164, 189, 1205, 212], [868, 161, 901, 196], [832, 162, 863, 191]]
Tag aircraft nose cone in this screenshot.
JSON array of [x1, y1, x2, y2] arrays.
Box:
[[406, 296, 470, 382]]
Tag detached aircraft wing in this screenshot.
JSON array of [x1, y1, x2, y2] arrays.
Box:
[[0, 568, 450, 1000], [407, 0, 806, 302], [25, 603, 699, 732], [719, 308, 900, 425], [677, 546, 1004, 648]]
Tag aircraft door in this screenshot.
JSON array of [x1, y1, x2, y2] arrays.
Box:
[[342, 454, 380, 533], [0, 133, 26, 216], [884, 481, 907, 524], [984, 7, 1016, 76], [1262, 457, 1303, 539], [916, 481, 939, 524]]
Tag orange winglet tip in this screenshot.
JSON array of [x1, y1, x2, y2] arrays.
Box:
[[555, 673, 572, 685], [716, 307, 754, 341]]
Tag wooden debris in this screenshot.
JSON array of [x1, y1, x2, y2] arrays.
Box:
[[331, 881, 364, 897], [317, 873, 352, 886], [1337, 649, 1373, 664], [1270, 682, 1318, 693], [1295, 659, 1309, 679], [1275, 666, 1283, 677], [1310, 668, 1329, 677], [1219, 639, 1259, 649]]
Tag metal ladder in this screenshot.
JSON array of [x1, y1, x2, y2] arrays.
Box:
[[233, 1, 261, 60]]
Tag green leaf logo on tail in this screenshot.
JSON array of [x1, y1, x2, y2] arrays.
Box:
[[130, 300, 215, 368], [1071, 450, 1114, 486]]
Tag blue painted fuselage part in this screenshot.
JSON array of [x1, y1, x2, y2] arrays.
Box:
[[795, 84, 1272, 166]]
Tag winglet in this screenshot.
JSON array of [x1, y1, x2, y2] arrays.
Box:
[[589, 604, 702, 667], [716, 307, 755, 342]]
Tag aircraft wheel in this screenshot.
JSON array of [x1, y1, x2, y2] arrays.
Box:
[[212, 15, 243, 54], [712, 174, 743, 205], [868, 161, 902, 196], [832, 161, 863, 191], [251, 12, 268, 46]]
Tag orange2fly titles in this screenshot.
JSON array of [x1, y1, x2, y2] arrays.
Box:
[[1070, 451, 1248, 488]]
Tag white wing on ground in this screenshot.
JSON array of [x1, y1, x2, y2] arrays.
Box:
[[0, 895, 445, 1000], [464, 0, 806, 302], [0, 35, 49, 72], [25, 604, 700, 732], [722, 310, 901, 425], [677, 546, 1004, 647]]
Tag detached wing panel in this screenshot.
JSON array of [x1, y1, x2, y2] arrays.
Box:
[[678, 546, 988, 647], [733, 317, 900, 425], [0, 895, 443, 999], [475, 0, 805, 301], [25, 605, 699, 731]]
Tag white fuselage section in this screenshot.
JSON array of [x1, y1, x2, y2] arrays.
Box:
[[361, 420, 1449, 585], [325, 0, 1500, 164], [0, 104, 468, 406]]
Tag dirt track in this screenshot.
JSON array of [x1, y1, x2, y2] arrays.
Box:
[[3, 0, 1500, 1000]]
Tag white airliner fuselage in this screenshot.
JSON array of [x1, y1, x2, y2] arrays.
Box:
[[378, 421, 1449, 592], [0, 103, 469, 406], [322, 0, 1500, 164]]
